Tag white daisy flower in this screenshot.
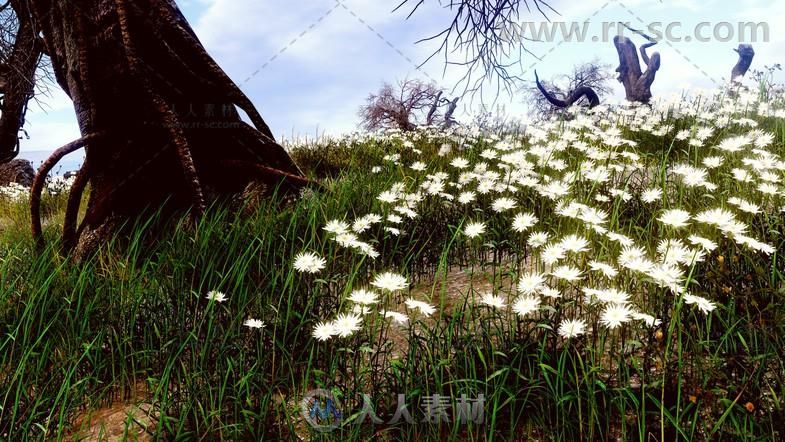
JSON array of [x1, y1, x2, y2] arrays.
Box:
[[371, 272, 408, 292], [410, 161, 427, 171], [632, 312, 661, 327], [450, 158, 470, 169], [377, 190, 399, 203], [324, 220, 349, 235], [683, 294, 716, 314], [464, 222, 487, 239], [348, 289, 380, 305], [588, 261, 618, 278], [512, 213, 538, 233], [559, 234, 590, 253], [702, 156, 723, 169], [206, 291, 228, 303], [458, 191, 476, 204], [244, 319, 265, 329], [312, 321, 335, 341], [551, 265, 583, 282], [384, 227, 401, 236], [492, 197, 517, 212], [332, 312, 363, 337], [658, 209, 691, 228], [541, 244, 566, 265], [383, 311, 409, 325], [517, 272, 546, 295], [688, 235, 718, 252], [527, 232, 550, 248], [293, 251, 327, 274], [512, 296, 541, 317], [641, 188, 662, 203], [479, 293, 507, 309], [600, 304, 633, 329], [404, 299, 437, 316], [558, 319, 587, 338]]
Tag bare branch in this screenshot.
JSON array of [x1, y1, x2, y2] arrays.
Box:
[[399, 0, 557, 100]]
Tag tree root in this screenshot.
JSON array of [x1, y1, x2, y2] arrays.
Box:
[[62, 159, 91, 253], [30, 134, 100, 248], [218, 159, 316, 189]]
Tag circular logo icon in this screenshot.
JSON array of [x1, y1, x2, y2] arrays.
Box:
[[301, 389, 343, 432]]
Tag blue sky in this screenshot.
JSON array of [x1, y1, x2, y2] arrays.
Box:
[[16, 0, 785, 157]]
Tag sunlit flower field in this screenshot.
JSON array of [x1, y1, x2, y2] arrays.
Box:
[[1, 86, 784, 440]]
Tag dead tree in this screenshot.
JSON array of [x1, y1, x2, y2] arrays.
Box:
[[534, 70, 600, 110], [1, 0, 308, 254], [731, 44, 755, 82], [443, 97, 459, 128], [359, 79, 444, 131], [614, 25, 661, 104], [425, 90, 443, 126]]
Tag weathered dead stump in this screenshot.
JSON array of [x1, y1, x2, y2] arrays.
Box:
[[424, 92, 459, 128], [534, 70, 600, 109], [443, 97, 459, 128], [425, 90, 443, 126], [731, 44, 755, 82], [614, 25, 660, 104]]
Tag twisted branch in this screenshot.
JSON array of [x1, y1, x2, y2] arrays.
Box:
[[62, 159, 91, 253], [30, 134, 100, 248], [535, 70, 600, 109]]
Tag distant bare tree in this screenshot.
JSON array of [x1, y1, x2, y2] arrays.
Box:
[[522, 60, 613, 117], [359, 79, 447, 131]]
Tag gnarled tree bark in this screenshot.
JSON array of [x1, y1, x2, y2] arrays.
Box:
[[614, 27, 660, 104], [2, 0, 308, 255], [425, 90, 443, 126], [443, 97, 459, 128], [0, 0, 41, 163], [731, 44, 755, 82]]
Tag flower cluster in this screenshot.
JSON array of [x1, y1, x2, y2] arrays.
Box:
[[261, 87, 784, 348]]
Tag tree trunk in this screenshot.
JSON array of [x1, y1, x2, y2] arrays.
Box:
[[0, 0, 40, 163], [614, 35, 660, 104], [731, 44, 755, 82], [19, 0, 306, 254]]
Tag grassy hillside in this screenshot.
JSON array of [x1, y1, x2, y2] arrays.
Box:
[[1, 87, 784, 440]]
